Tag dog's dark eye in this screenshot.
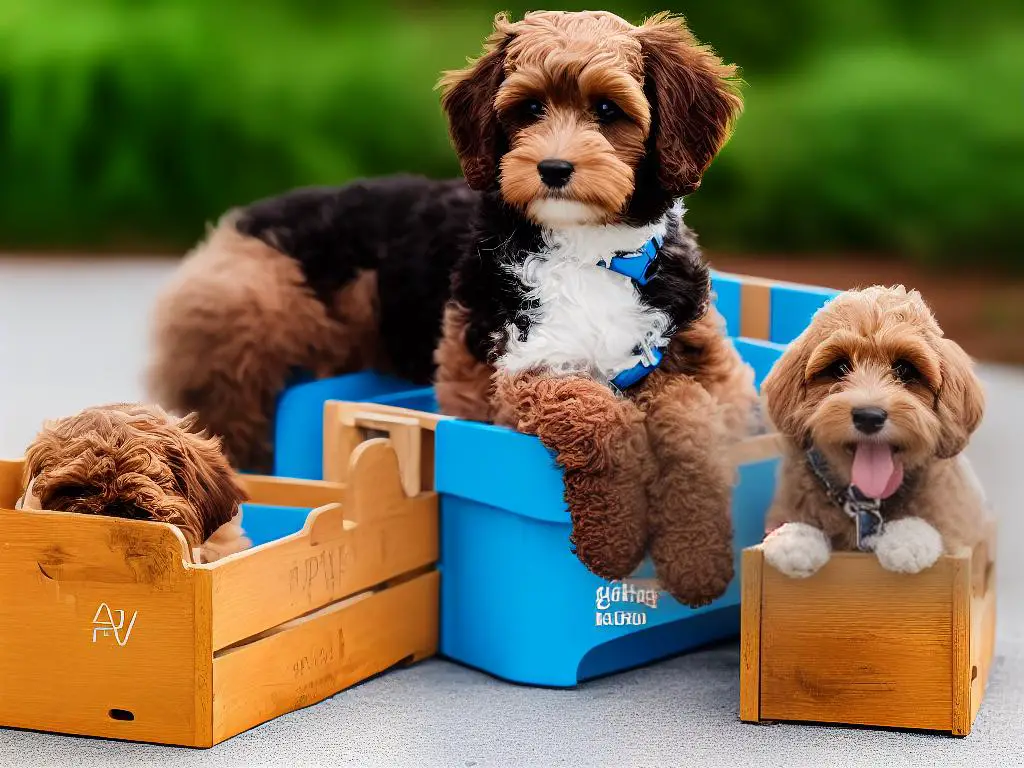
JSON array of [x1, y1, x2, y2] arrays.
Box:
[[104, 501, 150, 521], [594, 98, 622, 124], [521, 99, 545, 120], [892, 359, 921, 384], [817, 358, 852, 381], [52, 486, 99, 501]]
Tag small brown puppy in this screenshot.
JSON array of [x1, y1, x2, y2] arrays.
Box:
[[18, 404, 250, 563], [760, 286, 990, 577]]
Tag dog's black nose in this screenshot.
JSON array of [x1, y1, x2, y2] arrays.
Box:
[[852, 406, 888, 434], [537, 159, 574, 188]]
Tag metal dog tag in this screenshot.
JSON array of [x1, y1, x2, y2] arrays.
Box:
[[844, 493, 884, 551]]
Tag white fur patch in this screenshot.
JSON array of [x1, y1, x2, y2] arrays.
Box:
[[873, 517, 944, 574], [762, 522, 832, 578], [497, 206, 680, 384]]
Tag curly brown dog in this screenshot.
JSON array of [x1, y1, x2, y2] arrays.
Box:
[[434, 11, 756, 605], [148, 11, 756, 604], [17, 404, 250, 564], [760, 286, 991, 578]]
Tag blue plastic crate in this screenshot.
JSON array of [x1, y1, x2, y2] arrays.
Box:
[[733, 337, 788, 390], [274, 371, 431, 480], [241, 503, 313, 547], [710, 272, 743, 337], [271, 334, 785, 686], [434, 337, 782, 685], [769, 284, 838, 345], [435, 418, 778, 686]]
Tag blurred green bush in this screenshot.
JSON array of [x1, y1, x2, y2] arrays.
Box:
[[0, 0, 1021, 265]]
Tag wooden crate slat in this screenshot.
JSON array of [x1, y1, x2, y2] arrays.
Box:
[[739, 547, 763, 723], [324, 401, 446, 495], [951, 554, 973, 735], [209, 496, 437, 652], [193, 567, 215, 748], [727, 433, 783, 467], [969, 565, 997, 726], [239, 474, 347, 508], [211, 570, 439, 744]]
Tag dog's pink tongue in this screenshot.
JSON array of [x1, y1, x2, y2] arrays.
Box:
[[851, 443, 904, 499]]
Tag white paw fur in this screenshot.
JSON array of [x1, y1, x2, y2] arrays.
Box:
[[874, 517, 944, 574], [763, 523, 831, 578]]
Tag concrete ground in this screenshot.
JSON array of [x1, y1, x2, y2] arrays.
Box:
[[1, 256, 1022, 767]]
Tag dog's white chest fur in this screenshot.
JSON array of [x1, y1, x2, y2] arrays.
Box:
[[497, 213, 675, 383]]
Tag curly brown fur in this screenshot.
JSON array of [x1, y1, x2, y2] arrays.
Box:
[[21, 404, 247, 554], [635, 374, 735, 606], [150, 175, 477, 472], [434, 304, 495, 423], [761, 286, 989, 574], [494, 371, 654, 580], [633, 12, 743, 197], [655, 306, 760, 439], [628, 306, 754, 604], [147, 218, 383, 472]]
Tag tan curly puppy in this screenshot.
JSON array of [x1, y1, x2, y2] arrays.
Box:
[[760, 286, 991, 578], [18, 404, 250, 564]]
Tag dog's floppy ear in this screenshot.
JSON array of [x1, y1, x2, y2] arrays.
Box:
[[761, 334, 814, 444], [438, 14, 514, 190], [934, 337, 985, 458], [635, 13, 742, 197]]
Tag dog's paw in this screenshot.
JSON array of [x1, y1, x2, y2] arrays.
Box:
[[874, 517, 944, 574], [763, 523, 831, 578]]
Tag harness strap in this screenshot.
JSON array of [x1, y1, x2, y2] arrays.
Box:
[[610, 346, 664, 392], [598, 233, 664, 286], [597, 234, 669, 390]]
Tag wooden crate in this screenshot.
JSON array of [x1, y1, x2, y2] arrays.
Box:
[[740, 539, 996, 735], [0, 404, 440, 747]]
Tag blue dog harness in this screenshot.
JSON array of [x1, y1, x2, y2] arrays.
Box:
[[598, 233, 664, 287], [596, 233, 669, 391]]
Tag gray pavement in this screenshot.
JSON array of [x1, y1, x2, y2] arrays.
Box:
[[1, 256, 1022, 767]]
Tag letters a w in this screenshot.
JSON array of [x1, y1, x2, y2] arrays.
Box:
[[92, 602, 138, 647]]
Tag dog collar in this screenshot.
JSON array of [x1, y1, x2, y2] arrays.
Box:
[[596, 233, 668, 391], [805, 448, 884, 551], [597, 233, 664, 286]]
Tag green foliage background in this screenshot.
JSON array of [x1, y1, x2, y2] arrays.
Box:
[[0, 0, 1021, 265]]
